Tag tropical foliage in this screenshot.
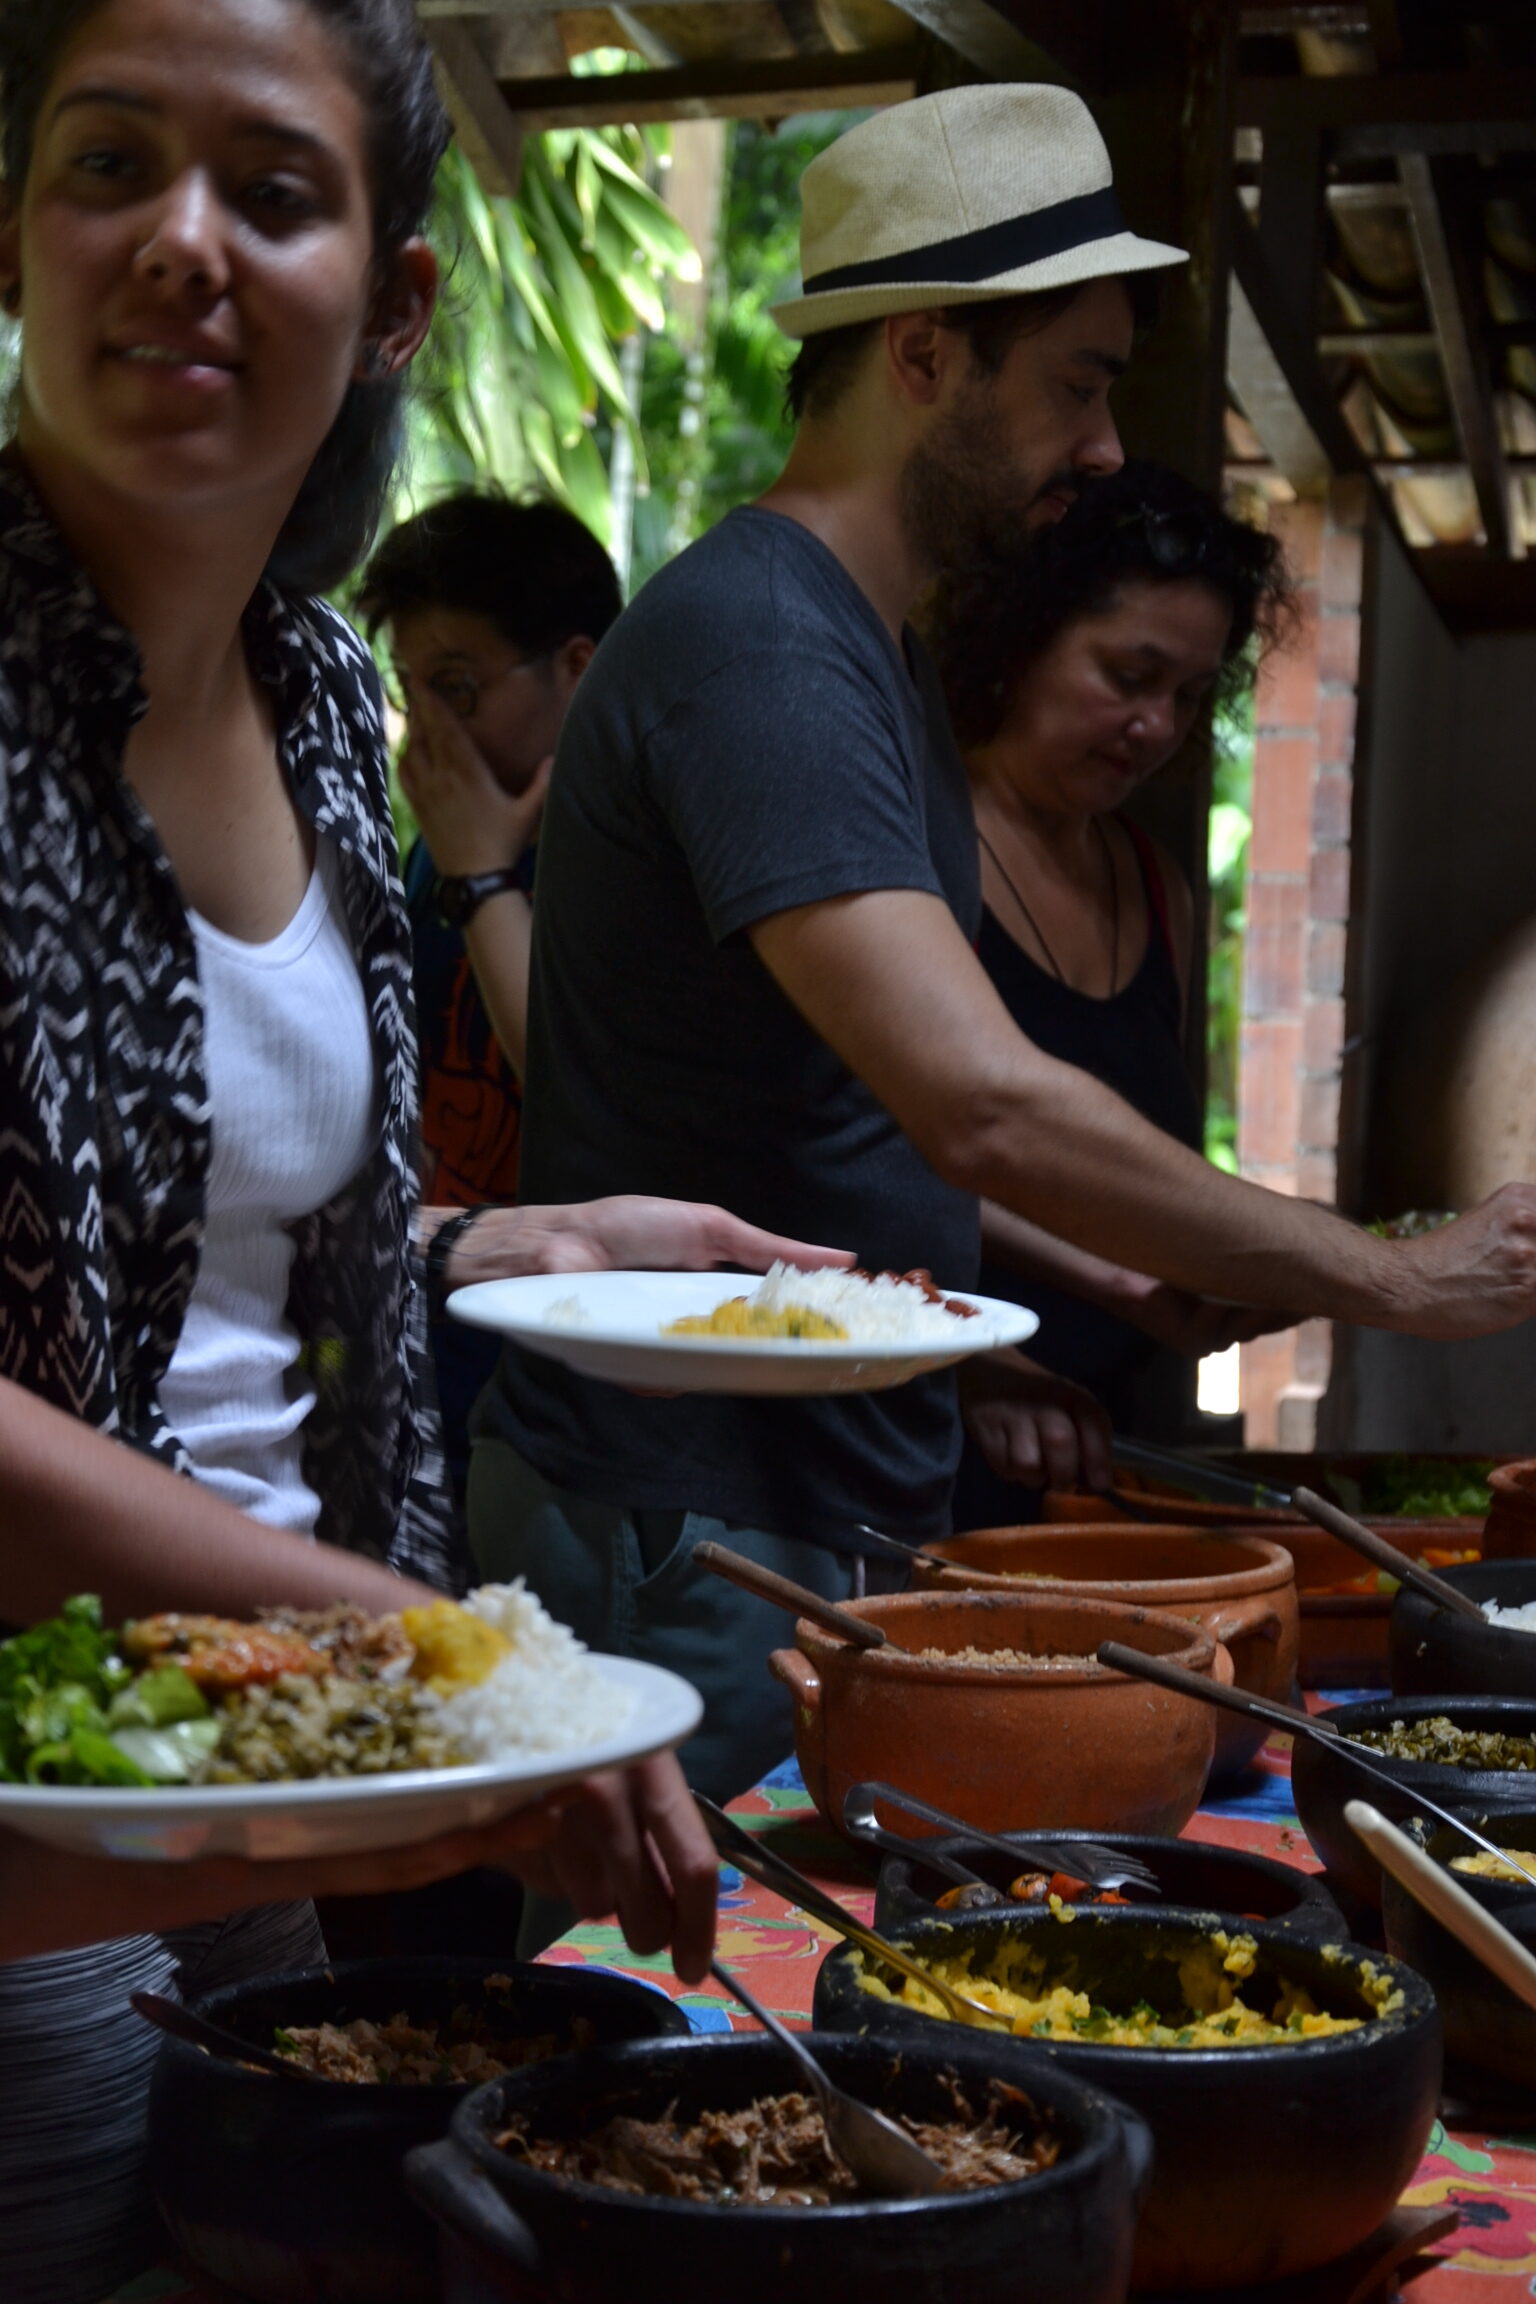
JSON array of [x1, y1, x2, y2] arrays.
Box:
[[401, 110, 701, 552], [1205, 690, 1255, 1172]]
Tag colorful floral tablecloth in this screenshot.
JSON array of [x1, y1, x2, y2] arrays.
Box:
[[112, 1713, 1536, 2302]]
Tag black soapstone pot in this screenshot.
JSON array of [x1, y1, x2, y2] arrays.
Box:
[[1391, 1560, 1536, 1699]]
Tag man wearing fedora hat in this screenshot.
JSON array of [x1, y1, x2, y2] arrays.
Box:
[[471, 84, 1536, 1824]]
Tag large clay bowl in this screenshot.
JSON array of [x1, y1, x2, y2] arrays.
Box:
[[1289, 1692, 1536, 1909], [812, 1905, 1441, 2292], [768, 1591, 1224, 1841], [1031, 1512, 1484, 1689], [147, 1957, 689, 2304], [404, 2030, 1153, 2304], [1391, 1559, 1536, 1698], [911, 1527, 1298, 1780], [873, 1827, 1342, 1939], [1379, 1804, 1536, 2094], [1044, 1451, 1502, 1531]]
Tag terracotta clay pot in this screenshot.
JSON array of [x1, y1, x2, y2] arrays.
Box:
[[1484, 1460, 1536, 1560], [909, 1527, 1298, 1781], [1029, 1512, 1485, 1690], [768, 1590, 1225, 1842]]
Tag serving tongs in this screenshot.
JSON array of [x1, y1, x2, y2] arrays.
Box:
[[844, 1781, 1160, 1897], [1096, 1640, 1536, 1896], [695, 1795, 1006, 2028]]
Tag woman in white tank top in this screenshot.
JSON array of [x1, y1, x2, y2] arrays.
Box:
[[0, 5, 840, 2293]]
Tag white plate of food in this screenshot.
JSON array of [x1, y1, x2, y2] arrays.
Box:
[[448, 1264, 1039, 1396], [0, 1589, 701, 1861]]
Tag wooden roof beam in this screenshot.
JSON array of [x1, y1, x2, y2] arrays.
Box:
[[427, 15, 524, 194], [1237, 69, 1536, 158], [487, 44, 920, 127], [1400, 152, 1518, 560]]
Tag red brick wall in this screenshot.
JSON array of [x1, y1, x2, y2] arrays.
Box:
[[1238, 478, 1367, 1445]]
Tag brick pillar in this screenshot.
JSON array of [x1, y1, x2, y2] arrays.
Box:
[[1238, 478, 1367, 1445]]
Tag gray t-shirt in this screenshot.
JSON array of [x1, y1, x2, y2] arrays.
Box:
[[482, 507, 982, 1544]]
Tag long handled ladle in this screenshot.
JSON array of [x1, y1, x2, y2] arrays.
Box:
[[708, 1957, 944, 2196], [131, 1990, 324, 2081], [1345, 1800, 1536, 2015], [1287, 1485, 1487, 1623], [1094, 1639, 1536, 1897], [695, 1795, 1005, 2028], [693, 1540, 886, 1649]]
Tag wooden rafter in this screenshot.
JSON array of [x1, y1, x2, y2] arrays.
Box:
[[1236, 70, 1536, 160], [484, 46, 921, 128], [427, 16, 524, 195], [1399, 152, 1517, 560]]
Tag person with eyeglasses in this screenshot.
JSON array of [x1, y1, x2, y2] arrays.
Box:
[[920, 463, 1299, 1526], [359, 495, 623, 1527]]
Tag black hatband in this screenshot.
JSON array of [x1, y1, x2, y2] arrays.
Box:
[[800, 185, 1125, 298]]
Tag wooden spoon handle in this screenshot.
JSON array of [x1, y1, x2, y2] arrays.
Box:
[[1290, 1487, 1487, 1622], [1096, 1640, 1318, 1734], [694, 1541, 886, 1648]]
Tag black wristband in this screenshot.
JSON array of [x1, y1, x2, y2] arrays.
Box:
[[425, 1205, 493, 1313], [438, 868, 524, 928]]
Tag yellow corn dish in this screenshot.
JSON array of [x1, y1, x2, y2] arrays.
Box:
[[400, 1600, 513, 1693], [1450, 1847, 1536, 1883], [857, 1931, 1377, 2048], [664, 1299, 847, 1340]]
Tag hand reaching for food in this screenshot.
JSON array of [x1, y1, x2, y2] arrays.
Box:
[[958, 1350, 1113, 1494]]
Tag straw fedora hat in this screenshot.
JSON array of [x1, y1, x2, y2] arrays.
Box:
[[771, 83, 1187, 339]]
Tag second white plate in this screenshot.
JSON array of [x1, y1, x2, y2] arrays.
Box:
[[447, 1270, 1038, 1395]]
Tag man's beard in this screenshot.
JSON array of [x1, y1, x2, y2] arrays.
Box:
[[899, 390, 1071, 577]]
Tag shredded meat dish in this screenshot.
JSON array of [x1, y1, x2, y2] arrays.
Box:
[[255, 1603, 415, 1680], [273, 1996, 593, 2084], [497, 2079, 1056, 2206]]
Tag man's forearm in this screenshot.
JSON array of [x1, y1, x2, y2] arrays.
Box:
[[961, 1056, 1393, 1321], [0, 1378, 437, 1625]]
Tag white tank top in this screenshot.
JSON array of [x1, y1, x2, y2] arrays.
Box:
[[159, 835, 378, 1534]]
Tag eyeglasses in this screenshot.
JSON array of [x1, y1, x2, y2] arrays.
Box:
[[385, 652, 551, 723]]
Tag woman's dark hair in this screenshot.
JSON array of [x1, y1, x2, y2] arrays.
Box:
[[784, 271, 1161, 424], [360, 491, 623, 653], [924, 460, 1294, 749], [0, 0, 451, 593]]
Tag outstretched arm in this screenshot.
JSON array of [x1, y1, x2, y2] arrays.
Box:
[[750, 889, 1536, 1337]]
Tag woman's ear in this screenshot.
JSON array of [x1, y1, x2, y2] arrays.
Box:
[[355, 236, 438, 384]]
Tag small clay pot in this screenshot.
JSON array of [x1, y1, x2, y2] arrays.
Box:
[[910, 1527, 1298, 1781], [1484, 1460, 1536, 1559], [768, 1590, 1225, 1842]]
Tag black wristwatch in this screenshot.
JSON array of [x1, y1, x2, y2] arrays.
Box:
[[438, 867, 524, 928]]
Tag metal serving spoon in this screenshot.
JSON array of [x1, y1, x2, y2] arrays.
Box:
[[708, 1957, 944, 2197], [131, 1990, 324, 2082], [1096, 1640, 1536, 1896], [844, 1780, 1160, 1897], [696, 1796, 1006, 2028]]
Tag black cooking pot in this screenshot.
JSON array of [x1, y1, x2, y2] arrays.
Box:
[[1391, 1561, 1536, 1699], [406, 2029, 1151, 2304], [873, 1827, 1342, 1939], [1379, 1803, 1536, 2094], [1290, 1691, 1536, 1906], [811, 1904, 1440, 2292], [147, 1955, 689, 2304]]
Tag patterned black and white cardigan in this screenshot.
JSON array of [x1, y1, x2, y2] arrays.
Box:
[[0, 462, 457, 1590]]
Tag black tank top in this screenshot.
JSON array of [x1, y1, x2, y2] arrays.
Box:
[[968, 818, 1202, 1435]]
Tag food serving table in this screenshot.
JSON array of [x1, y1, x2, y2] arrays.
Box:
[[114, 1709, 1536, 2304]]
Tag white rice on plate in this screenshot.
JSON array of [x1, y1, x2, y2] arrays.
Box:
[[745, 1263, 981, 1342], [424, 1581, 637, 1761]]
